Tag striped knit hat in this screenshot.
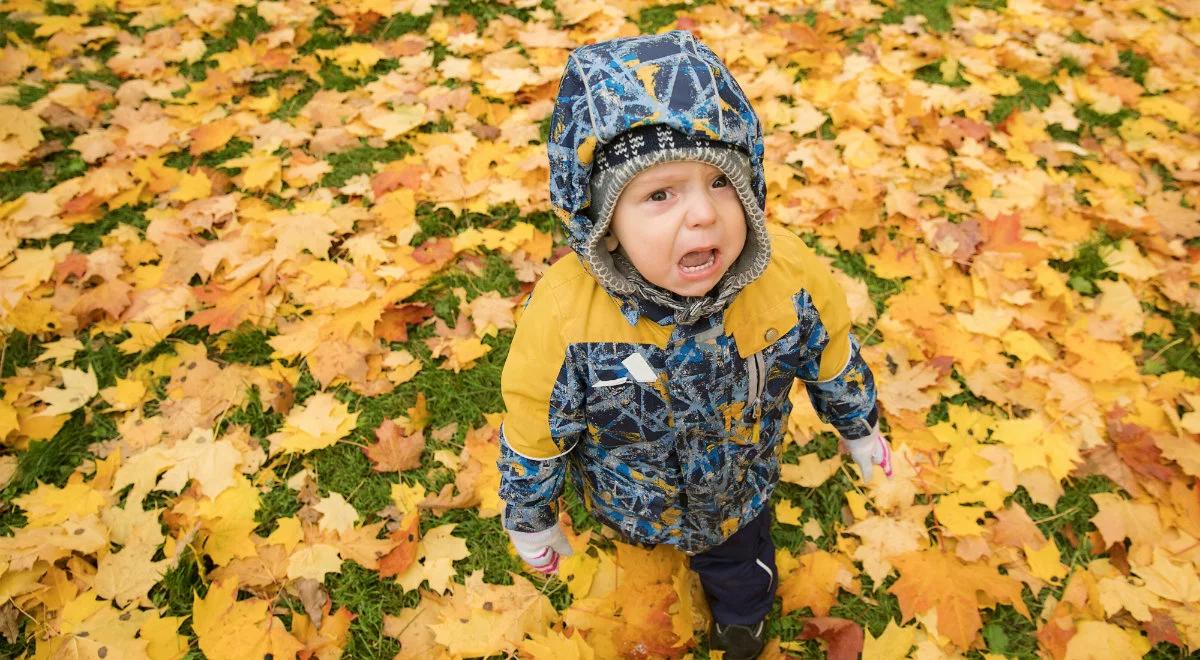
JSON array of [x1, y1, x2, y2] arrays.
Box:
[[584, 123, 771, 325]]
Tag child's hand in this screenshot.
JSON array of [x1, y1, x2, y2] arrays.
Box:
[[507, 524, 573, 574], [844, 425, 893, 482]]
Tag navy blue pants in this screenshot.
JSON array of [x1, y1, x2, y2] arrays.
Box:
[[689, 506, 777, 625]]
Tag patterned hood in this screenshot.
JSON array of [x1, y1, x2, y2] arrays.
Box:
[[546, 30, 769, 323]]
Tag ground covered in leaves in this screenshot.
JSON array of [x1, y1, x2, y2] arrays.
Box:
[[1, 0, 1199, 658]]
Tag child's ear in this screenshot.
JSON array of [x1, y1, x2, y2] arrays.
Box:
[[604, 232, 619, 252]]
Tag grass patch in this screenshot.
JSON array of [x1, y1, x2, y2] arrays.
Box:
[[298, 9, 349, 55], [271, 78, 321, 120], [1116, 49, 1149, 86], [198, 138, 254, 171], [408, 255, 521, 322], [393, 332, 512, 430], [0, 145, 88, 203], [325, 562, 415, 659], [0, 12, 37, 46], [152, 544, 208, 619], [312, 442, 394, 515], [914, 59, 969, 87], [254, 485, 301, 534], [1010, 474, 1117, 569], [979, 603, 1039, 658], [1075, 104, 1138, 134], [636, 2, 697, 33], [321, 141, 414, 188], [1, 330, 43, 378], [203, 4, 270, 56], [0, 412, 116, 505], [882, 0, 955, 32], [216, 325, 276, 366], [13, 83, 49, 107], [220, 389, 285, 442], [412, 204, 557, 245], [774, 433, 854, 552], [1048, 232, 1121, 296], [45, 205, 149, 253], [1139, 304, 1200, 377], [988, 75, 1059, 124]]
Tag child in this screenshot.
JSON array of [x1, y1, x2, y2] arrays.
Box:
[[497, 30, 892, 658]]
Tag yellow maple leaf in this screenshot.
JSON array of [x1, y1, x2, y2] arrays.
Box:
[[32, 366, 98, 417], [14, 479, 107, 527], [314, 492, 359, 536], [519, 628, 596, 660], [171, 170, 211, 202], [267, 392, 359, 455], [286, 543, 343, 582], [193, 579, 304, 660], [779, 452, 841, 487], [317, 43, 385, 76], [1064, 620, 1150, 659], [196, 477, 260, 565], [863, 620, 916, 660], [775, 499, 804, 525]]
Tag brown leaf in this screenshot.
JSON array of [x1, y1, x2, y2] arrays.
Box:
[[1141, 609, 1183, 648], [991, 505, 1048, 549], [1036, 616, 1075, 660], [375, 303, 434, 342], [799, 617, 863, 660], [412, 237, 454, 265], [419, 460, 481, 514], [363, 420, 425, 472], [1106, 408, 1177, 482], [295, 578, 329, 630]]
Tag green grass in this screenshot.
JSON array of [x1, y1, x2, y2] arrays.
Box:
[[0, 12, 37, 47], [988, 75, 1060, 125], [1116, 49, 1150, 86], [882, 0, 955, 32], [325, 562, 416, 659], [44, 205, 150, 253], [0, 142, 87, 203], [1, 330, 43, 378], [0, 412, 116, 507], [914, 59, 969, 87], [321, 141, 415, 188], [1010, 475, 1118, 570], [1047, 232, 1123, 296], [1139, 304, 1200, 377]]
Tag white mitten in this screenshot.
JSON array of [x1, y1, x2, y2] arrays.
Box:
[[844, 423, 894, 482], [507, 523, 573, 574]]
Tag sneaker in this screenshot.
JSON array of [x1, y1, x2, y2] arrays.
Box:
[[710, 619, 766, 660]]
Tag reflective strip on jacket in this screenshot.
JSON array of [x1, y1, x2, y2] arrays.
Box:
[[497, 225, 878, 554]]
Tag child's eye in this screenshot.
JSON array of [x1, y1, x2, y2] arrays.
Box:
[[647, 190, 669, 202], [713, 175, 729, 188]]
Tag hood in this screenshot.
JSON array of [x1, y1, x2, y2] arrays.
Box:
[[546, 30, 768, 323]]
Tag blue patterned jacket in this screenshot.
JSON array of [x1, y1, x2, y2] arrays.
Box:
[[497, 31, 878, 554]]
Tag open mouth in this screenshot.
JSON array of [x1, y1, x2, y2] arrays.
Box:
[[678, 248, 718, 275]]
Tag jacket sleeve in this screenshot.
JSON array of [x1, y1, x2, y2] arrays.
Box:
[[794, 263, 879, 440], [496, 284, 586, 533]]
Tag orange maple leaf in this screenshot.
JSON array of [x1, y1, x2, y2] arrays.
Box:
[[377, 512, 421, 578], [363, 420, 425, 472], [889, 548, 1030, 649]]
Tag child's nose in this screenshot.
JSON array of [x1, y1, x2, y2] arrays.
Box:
[[684, 189, 719, 228]]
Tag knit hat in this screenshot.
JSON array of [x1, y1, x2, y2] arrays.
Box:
[[584, 123, 772, 325]]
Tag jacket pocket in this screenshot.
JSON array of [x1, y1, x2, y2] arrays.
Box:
[[587, 380, 647, 449]]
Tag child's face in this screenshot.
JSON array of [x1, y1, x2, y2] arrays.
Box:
[[609, 160, 746, 298]]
